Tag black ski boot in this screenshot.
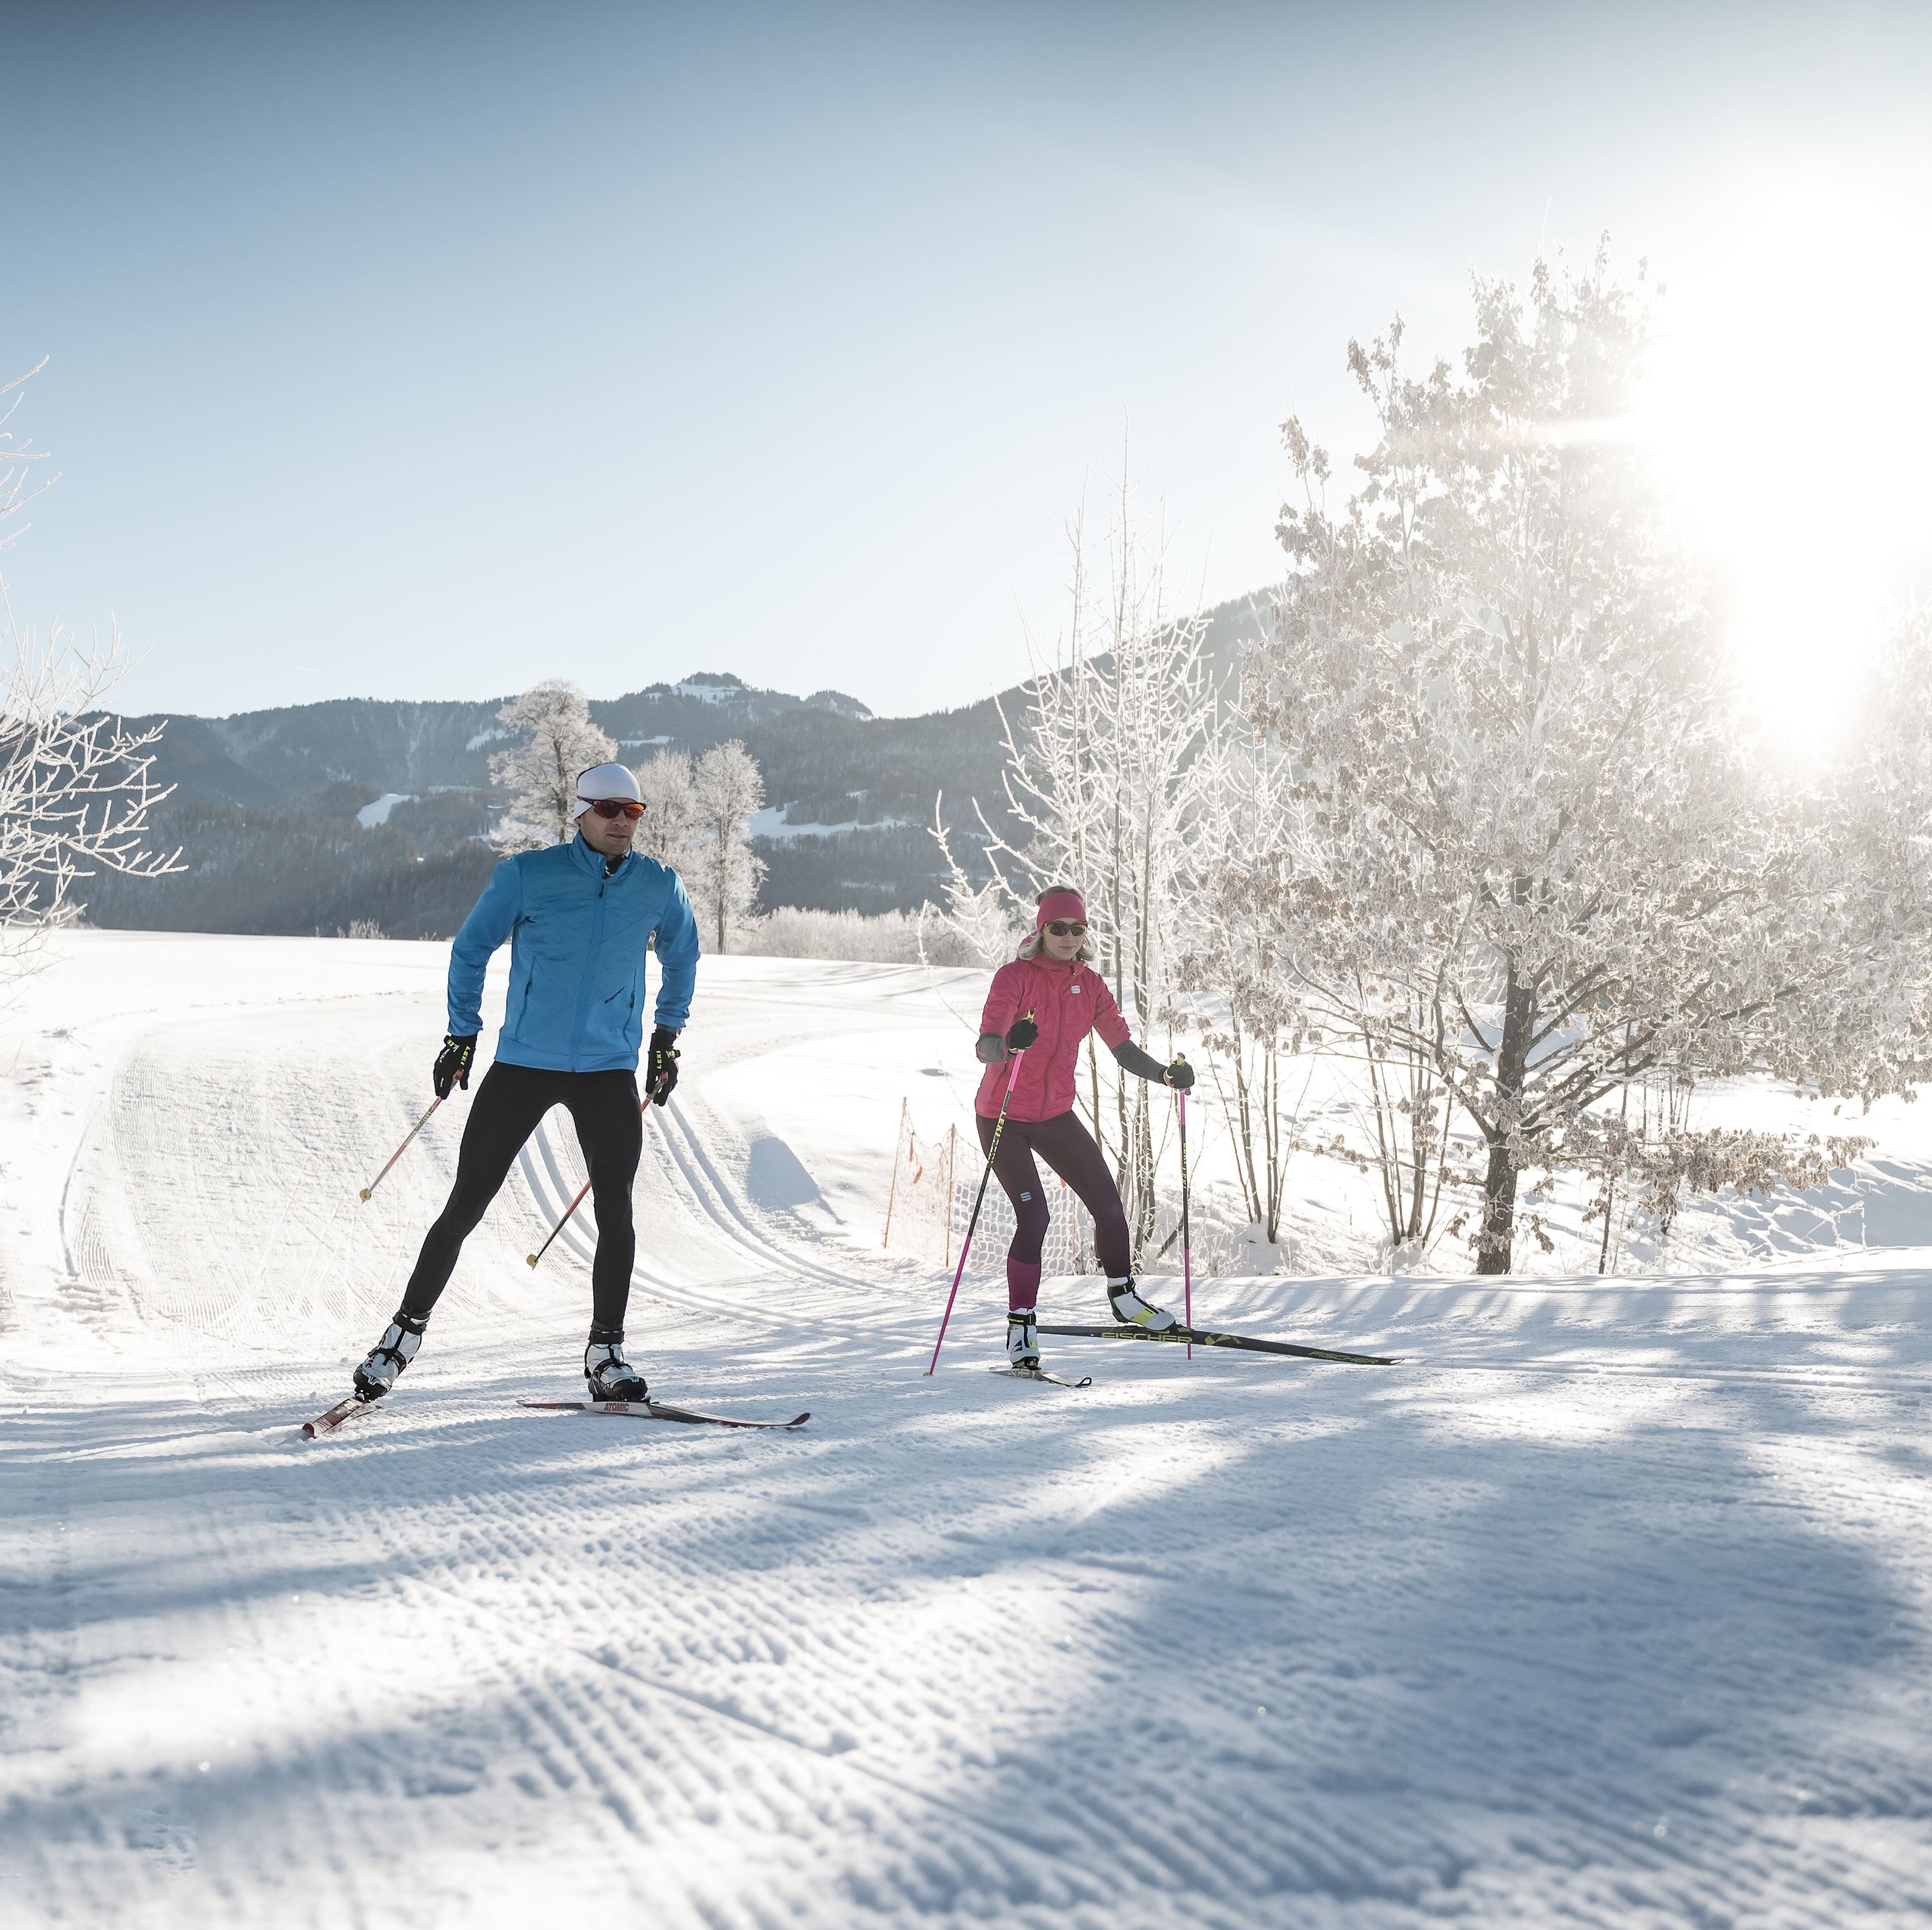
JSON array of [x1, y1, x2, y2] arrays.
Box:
[[585, 1329, 649, 1401], [353, 1309, 427, 1401]]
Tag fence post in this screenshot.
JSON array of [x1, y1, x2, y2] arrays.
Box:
[[883, 1099, 909, 1249], [942, 1125, 957, 1267]]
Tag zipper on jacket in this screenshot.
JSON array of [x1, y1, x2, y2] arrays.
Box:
[[569, 874, 610, 1068]]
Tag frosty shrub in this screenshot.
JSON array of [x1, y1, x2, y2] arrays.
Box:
[[490, 681, 615, 850], [737, 905, 989, 966], [1242, 247, 1917, 1274], [0, 367, 180, 993]]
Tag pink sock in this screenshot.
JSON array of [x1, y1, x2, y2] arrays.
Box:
[[1007, 1258, 1041, 1312]]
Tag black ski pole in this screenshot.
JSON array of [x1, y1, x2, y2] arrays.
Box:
[[924, 1022, 1030, 1376]]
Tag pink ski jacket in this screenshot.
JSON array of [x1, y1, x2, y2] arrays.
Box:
[[974, 955, 1131, 1123]]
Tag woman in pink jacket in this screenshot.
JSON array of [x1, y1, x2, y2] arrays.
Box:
[[975, 886, 1194, 1371]]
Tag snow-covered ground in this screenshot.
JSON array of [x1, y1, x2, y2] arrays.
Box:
[[3, 932, 1931, 1928]]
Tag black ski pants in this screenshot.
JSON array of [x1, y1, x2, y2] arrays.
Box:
[[977, 1107, 1132, 1286], [400, 1062, 643, 1333]]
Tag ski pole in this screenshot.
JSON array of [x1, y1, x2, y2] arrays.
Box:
[[526, 1089, 663, 1268], [1177, 1067, 1192, 1360], [358, 1097, 441, 1203], [527, 1173, 593, 1269], [924, 1025, 1029, 1377]]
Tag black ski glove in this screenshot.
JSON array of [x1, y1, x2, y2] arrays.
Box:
[[1005, 1016, 1039, 1051], [433, 1034, 477, 1099], [647, 1025, 681, 1105], [1163, 1056, 1195, 1092]]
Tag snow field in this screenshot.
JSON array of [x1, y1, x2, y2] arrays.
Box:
[[2, 933, 1931, 1926]]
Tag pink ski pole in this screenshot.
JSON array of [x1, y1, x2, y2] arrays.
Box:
[[924, 1035, 1028, 1377], [1177, 1077, 1193, 1360]]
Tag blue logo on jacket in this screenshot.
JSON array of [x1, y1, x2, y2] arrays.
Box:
[[447, 834, 701, 1074]]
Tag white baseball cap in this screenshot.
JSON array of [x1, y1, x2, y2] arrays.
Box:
[[575, 761, 643, 813]]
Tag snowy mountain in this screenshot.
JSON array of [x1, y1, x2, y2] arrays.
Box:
[[83, 598, 1263, 937]]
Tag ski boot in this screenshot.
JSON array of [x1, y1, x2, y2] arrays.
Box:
[[1005, 1308, 1041, 1371], [1106, 1277, 1177, 1332], [352, 1310, 427, 1402], [585, 1332, 650, 1402]]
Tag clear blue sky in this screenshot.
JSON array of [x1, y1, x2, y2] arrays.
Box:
[[5, 2, 1928, 719]]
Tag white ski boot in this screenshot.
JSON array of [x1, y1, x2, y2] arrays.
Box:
[[352, 1311, 426, 1401], [585, 1338, 650, 1402], [1005, 1308, 1041, 1369], [1106, 1277, 1177, 1332]]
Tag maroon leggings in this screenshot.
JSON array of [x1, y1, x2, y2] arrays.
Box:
[[977, 1108, 1131, 1309]]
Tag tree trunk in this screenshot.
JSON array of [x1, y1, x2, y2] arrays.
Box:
[[1475, 955, 1537, 1275], [1476, 1136, 1519, 1275]]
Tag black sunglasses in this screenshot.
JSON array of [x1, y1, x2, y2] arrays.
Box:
[[1044, 920, 1087, 938]]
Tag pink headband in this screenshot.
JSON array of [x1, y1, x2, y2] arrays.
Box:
[[1035, 890, 1087, 930]]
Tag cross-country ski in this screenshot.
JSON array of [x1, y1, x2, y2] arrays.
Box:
[[1038, 1322, 1396, 1367], [988, 1363, 1094, 1389], [299, 1394, 380, 1438], [519, 1397, 811, 1430]]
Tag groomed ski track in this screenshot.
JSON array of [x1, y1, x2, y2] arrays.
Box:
[[5, 933, 1932, 1928]]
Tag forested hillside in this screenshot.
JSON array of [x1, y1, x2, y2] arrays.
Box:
[[81, 600, 1261, 936]]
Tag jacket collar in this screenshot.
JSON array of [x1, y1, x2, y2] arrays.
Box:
[[1029, 953, 1079, 982], [568, 832, 630, 879]]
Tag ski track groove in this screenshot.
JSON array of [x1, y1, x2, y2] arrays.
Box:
[[393, 1569, 1119, 1913]]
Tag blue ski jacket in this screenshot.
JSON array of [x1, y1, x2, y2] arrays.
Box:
[[447, 834, 701, 1074]]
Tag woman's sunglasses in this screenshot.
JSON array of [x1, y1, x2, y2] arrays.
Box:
[[585, 798, 646, 821], [1044, 920, 1087, 938]]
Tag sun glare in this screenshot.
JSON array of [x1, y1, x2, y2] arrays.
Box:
[[1638, 157, 1932, 755]]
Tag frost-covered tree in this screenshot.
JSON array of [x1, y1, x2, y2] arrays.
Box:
[[1171, 729, 1309, 1246], [1, 367, 179, 992], [968, 477, 1214, 1255], [687, 739, 766, 952], [632, 748, 700, 870], [927, 795, 1021, 966], [489, 680, 614, 850], [1245, 247, 1907, 1274], [1808, 601, 1932, 1097]]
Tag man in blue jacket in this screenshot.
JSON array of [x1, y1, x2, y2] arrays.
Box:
[[352, 761, 701, 1405]]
